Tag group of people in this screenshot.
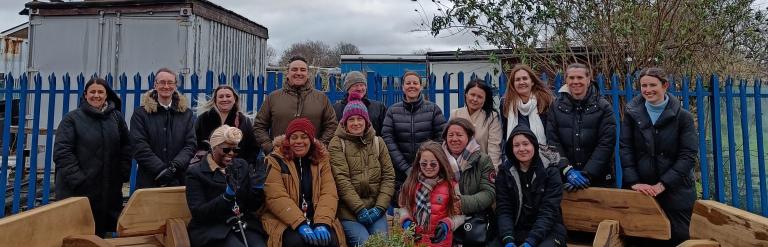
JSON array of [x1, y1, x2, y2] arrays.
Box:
[[53, 56, 698, 247]]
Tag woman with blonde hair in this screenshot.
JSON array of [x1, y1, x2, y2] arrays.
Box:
[[195, 85, 259, 167]]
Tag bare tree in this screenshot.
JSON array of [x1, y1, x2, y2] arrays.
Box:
[[279, 40, 361, 67]]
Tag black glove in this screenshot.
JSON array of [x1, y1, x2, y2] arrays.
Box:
[[169, 160, 184, 174], [155, 167, 177, 186]]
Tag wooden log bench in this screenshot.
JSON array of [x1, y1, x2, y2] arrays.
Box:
[[561, 187, 672, 247], [0, 197, 95, 247], [64, 186, 191, 247], [677, 200, 768, 247]]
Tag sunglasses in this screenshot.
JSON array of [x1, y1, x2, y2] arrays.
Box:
[[419, 161, 439, 168], [222, 147, 241, 154]]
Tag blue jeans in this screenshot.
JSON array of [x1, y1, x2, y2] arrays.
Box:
[[341, 217, 388, 246]]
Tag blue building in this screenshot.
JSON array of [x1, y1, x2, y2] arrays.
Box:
[[340, 54, 427, 78]]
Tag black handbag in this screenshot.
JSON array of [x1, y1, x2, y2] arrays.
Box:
[[454, 214, 490, 246]]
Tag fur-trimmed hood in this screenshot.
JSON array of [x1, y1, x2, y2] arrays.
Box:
[[271, 134, 329, 165], [140, 89, 189, 114]]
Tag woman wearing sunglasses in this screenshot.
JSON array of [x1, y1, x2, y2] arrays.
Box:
[[186, 125, 267, 247], [262, 118, 346, 247], [399, 141, 463, 247], [496, 125, 566, 247], [195, 85, 260, 168]]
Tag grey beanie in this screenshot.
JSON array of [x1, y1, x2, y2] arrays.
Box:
[[343, 71, 367, 92]]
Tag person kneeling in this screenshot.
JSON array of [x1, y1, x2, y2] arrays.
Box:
[[186, 125, 267, 247]]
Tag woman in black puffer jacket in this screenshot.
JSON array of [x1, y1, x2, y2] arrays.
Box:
[[620, 67, 698, 246], [54, 77, 132, 237]]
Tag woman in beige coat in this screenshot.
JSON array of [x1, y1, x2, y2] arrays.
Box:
[[450, 79, 503, 169]]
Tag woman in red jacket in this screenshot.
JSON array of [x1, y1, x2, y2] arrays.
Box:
[[398, 141, 463, 247]]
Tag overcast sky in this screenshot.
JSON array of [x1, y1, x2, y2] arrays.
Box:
[[1, 0, 767, 56]]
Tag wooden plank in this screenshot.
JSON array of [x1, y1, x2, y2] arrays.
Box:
[[677, 239, 720, 247], [561, 187, 671, 240], [116, 187, 191, 237], [164, 218, 190, 247], [689, 200, 768, 246], [0, 197, 95, 247], [105, 234, 163, 247], [593, 220, 623, 247], [63, 235, 114, 247]]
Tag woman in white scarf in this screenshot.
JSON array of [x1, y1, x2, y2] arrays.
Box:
[[501, 64, 554, 143]]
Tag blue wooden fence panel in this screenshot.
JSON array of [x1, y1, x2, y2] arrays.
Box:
[[1, 71, 767, 217]]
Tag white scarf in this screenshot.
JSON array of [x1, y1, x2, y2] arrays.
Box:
[[506, 95, 547, 145]]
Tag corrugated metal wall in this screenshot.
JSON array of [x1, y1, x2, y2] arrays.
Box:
[[193, 16, 265, 77], [1, 37, 29, 77]]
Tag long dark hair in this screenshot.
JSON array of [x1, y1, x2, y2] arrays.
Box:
[[464, 79, 497, 124], [82, 77, 121, 110]]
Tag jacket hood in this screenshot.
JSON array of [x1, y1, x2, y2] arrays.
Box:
[[334, 124, 375, 144], [140, 89, 189, 114], [79, 83, 122, 111], [503, 125, 542, 168], [271, 134, 329, 165]]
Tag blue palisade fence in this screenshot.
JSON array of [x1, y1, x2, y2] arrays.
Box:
[[0, 70, 766, 217]]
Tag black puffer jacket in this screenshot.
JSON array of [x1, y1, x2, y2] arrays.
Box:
[[620, 94, 698, 210], [546, 85, 616, 186], [496, 126, 566, 246], [333, 95, 387, 136], [54, 97, 132, 234], [382, 96, 446, 182], [195, 109, 260, 167], [130, 90, 196, 188], [186, 157, 266, 246]]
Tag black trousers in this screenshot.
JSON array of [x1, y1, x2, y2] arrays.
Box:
[[205, 229, 266, 247], [282, 227, 339, 247]]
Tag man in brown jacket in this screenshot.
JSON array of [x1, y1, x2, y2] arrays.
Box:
[[253, 56, 338, 153]]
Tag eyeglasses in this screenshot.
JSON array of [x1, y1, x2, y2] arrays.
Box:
[[156, 80, 177, 86], [419, 161, 439, 168], [222, 147, 241, 154]]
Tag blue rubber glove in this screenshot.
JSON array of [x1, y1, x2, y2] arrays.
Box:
[[402, 219, 413, 230], [356, 208, 372, 225], [505, 243, 517, 247], [566, 168, 590, 188], [368, 207, 384, 221], [314, 225, 331, 246], [522, 242, 533, 247], [430, 221, 449, 243], [297, 224, 317, 245]]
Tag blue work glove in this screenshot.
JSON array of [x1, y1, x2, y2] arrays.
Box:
[[505, 243, 517, 247], [565, 167, 590, 188], [368, 207, 384, 221], [313, 225, 331, 246], [430, 221, 449, 243], [297, 224, 317, 245], [522, 242, 533, 247], [402, 219, 413, 230], [356, 208, 372, 225]]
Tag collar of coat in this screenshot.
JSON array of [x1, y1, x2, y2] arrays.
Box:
[[402, 95, 424, 112], [333, 124, 375, 144], [282, 80, 313, 96], [140, 89, 189, 114], [625, 93, 681, 128], [271, 134, 329, 166]]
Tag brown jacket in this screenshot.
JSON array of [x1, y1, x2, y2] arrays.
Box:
[[261, 135, 346, 247], [328, 126, 396, 221], [253, 82, 338, 153]]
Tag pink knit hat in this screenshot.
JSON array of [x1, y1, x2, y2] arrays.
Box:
[[341, 92, 371, 128]]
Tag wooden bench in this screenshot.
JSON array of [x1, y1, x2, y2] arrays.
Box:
[[561, 187, 671, 247], [65, 186, 191, 247], [677, 200, 768, 247], [0, 197, 95, 247]]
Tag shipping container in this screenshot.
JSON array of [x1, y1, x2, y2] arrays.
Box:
[[24, 0, 269, 79]]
